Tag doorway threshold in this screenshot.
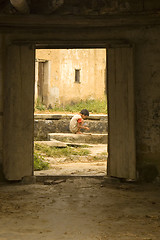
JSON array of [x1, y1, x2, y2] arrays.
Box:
[[35, 175, 106, 184]]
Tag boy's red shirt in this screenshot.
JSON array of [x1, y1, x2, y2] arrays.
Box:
[[77, 118, 82, 123]]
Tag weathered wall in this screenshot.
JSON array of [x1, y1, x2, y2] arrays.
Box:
[[0, 35, 4, 180], [27, 0, 160, 15], [4, 27, 160, 179], [1, 0, 160, 180], [3, 44, 35, 180], [135, 35, 160, 179], [35, 49, 106, 107]]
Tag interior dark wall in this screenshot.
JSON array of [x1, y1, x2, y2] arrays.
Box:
[[0, 0, 160, 181]]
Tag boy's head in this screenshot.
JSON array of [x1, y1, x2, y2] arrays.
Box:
[[80, 109, 89, 119]]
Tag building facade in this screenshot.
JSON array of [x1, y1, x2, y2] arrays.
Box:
[[35, 49, 106, 107]]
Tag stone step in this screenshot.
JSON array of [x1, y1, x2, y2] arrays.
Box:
[[34, 119, 107, 140], [48, 133, 108, 144], [34, 113, 107, 121], [34, 114, 108, 141], [35, 140, 107, 148], [35, 140, 67, 148]]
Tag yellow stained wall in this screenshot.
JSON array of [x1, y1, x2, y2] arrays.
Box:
[[36, 49, 106, 106]]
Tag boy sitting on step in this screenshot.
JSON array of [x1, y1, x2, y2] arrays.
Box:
[[69, 109, 90, 134]]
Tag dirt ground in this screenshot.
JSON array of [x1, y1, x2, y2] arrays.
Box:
[[0, 178, 160, 240], [35, 144, 108, 177]]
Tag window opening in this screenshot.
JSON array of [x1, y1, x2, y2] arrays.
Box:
[[75, 69, 81, 83]]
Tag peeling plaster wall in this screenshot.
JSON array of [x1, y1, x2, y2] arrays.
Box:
[[36, 49, 106, 107]]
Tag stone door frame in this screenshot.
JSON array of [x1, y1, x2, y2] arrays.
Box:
[[3, 40, 136, 180]]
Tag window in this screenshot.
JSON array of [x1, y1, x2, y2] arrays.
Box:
[[75, 69, 81, 83]]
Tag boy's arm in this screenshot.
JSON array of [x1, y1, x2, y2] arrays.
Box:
[[77, 119, 89, 131]]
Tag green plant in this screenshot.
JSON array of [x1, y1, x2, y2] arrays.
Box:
[[100, 152, 108, 156], [35, 97, 46, 111], [55, 99, 107, 114], [64, 99, 107, 114], [35, 99, 107, 114], [34, 152, 49, 171], [34, 143, 90, 158], [92, 155, 107, 161]]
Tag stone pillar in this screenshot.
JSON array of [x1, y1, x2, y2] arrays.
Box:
[[3, 44, 35, 180]]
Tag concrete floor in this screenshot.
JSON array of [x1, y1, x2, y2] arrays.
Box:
[[0, 177, 160, 240]]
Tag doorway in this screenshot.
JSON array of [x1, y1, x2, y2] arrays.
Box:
[[35, 59, 50, 107], [34, 48, 108, 177], [3, 43, 136, 181]]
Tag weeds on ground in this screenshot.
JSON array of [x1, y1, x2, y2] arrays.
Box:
[[100, 152, 108, 156], [92, 155, 107, 161], [35, 98, 46, 111], [35, 99, 107, 114], [34, 152, 49, 171], [34, 143, 90, 158]]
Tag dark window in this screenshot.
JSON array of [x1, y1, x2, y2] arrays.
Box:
[[75, 69, 80, 83]]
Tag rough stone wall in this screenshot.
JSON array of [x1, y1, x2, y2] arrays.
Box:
[[34, 116, 108, 140]]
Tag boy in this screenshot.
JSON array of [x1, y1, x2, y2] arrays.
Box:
[[69, 109, 90, 134]]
